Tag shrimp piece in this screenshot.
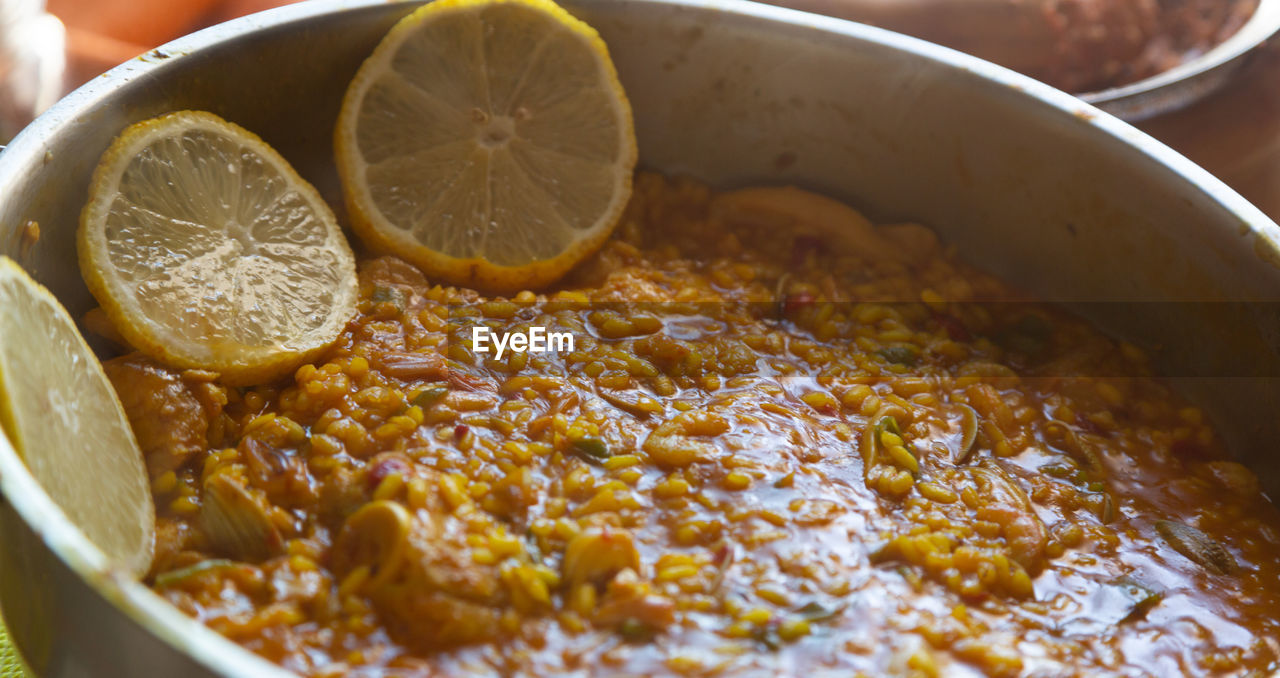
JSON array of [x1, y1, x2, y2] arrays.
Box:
[[643, 411, 729, 468], [595, 568, 676, 630], [971, 464, 1048, 572], [562, 527, 641, 590]]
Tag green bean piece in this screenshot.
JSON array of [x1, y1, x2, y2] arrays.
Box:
[[956, 404, 979, 463], [795, 601, 842, 623], [154, 559, 237, 588], [752, 626, 783, 651], [618, 618, 655, 643], [1097, 492, 1116, 524], [875, 415, 919, 476], [412, 386, 449, 409], [878, 415, 903, 438], [572, 437, 610, 462], [996, 313, 1051, 357], [1110, 576, 1163, 623], [877, 344, 919, 367], [1040, 460, 1083, 483]]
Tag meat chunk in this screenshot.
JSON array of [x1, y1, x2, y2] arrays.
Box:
[[103, 354, 222, 477]]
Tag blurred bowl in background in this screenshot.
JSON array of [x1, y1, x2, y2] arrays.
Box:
[[771, 0, 1280, 121], [1081, 0, 1280, 120]]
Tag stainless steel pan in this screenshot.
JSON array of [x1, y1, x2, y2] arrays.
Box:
[[2, 1, 1279, 675]]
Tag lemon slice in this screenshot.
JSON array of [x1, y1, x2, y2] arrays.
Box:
[[79, 111, 358, 385], [335, 0, 637, 293], [0, 257, 154, 578]]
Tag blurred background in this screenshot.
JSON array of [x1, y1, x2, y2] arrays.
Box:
[[48, 0, 296, 85], [0, 0, 298, 142], [0, 0, 1276, 217]]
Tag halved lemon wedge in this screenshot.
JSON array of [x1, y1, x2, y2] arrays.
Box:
[[78, 110, 358, 385], [0, 257, 154, 577], [335, 0, 637, 293]]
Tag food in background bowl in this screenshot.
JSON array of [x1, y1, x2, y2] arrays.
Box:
[[1024, 0, 1260, 92], [780, 0, 1261, 93]]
